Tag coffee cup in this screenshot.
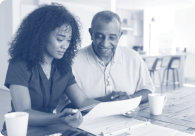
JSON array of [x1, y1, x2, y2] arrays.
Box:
[[148, 93, 167, 115], [4, 112, 29, 136]]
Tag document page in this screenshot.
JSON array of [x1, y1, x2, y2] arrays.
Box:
[[83, 96, 142, 120], [79, 115, 192, 136], [79, 115, 144, 135]]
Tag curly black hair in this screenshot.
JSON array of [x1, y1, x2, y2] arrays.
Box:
[[9, 4, 81, 75]]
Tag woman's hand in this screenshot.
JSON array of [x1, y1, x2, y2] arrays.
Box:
[[58, 108, 83, 127]]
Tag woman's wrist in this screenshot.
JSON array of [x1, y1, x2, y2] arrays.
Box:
[[54, 112, 66, 124]]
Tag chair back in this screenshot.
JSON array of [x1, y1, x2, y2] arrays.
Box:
[[167, 56, 181, 69], [151, 58, 162, 70]]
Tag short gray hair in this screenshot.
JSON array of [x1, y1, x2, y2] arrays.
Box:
[[91, 10, 121, 29]]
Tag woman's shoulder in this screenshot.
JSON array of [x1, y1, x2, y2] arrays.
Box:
[[8, 60, 32, 74], [9, 60, 28, 69], [5, 60, 32, 88]]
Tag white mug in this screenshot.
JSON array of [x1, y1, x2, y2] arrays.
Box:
[[4, 112, 29, 136], [148, 93, 167, 115]]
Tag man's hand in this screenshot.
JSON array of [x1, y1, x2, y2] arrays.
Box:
[[96, 91, 131, 102], [109, 91, 131, 101]]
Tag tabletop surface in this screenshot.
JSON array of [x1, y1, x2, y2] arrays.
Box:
[[21, 87, 195, 136], [134, 87, 195, 135]]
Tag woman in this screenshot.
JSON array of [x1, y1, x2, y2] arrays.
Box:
[[1, 4, 98, 134]]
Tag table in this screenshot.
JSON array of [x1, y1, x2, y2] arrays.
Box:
[[36, 87, 194, 136], [2, 119, 93, 136], [134, 87, 195, 134], [3, 87, 194, 136], [26, 124, 93, 136]]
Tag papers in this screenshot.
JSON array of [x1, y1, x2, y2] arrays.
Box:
[[79, 96, 142, 135], [79, 96, 193, 136], [128, 123, 192, 136], [79, 115, 192, 136], [83, 96, 142, 120], [79, 115, 144, 135]]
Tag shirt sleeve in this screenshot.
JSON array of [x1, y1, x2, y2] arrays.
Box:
[[135, 58, 155, 93], [4, 61, 30, 88], [66, 68, 76, 87]]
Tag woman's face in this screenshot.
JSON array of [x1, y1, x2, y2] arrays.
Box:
[[45, 24, 72, 60]]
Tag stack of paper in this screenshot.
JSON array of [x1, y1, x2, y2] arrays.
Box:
[[80, 115, 192, 136], [79, 96, 193, 136]]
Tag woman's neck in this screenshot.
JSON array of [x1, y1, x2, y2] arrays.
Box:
[[40, 55, 53, 79], [43, 54, 53, 65]]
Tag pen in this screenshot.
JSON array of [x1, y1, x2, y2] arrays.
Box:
[[59, 107, 79, 113], [71, 109, 79, 114], [46, 133, 62, 136], [59, 104, 96, 114], [79, 104, 97, 112]]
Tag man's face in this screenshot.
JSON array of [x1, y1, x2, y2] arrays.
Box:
[[90, 19, 122, 60]]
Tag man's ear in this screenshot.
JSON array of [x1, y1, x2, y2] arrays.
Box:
[[89, 28, 93, 40], [120, 31, 123, 38]]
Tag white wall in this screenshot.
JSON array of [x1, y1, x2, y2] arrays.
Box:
[[144, 7, 195, 80], [174, 8, 195, 53], [0, 0, 37, 90], [144, 7, 176, 55], [174, 8, 195, 79], [0, 0, 12, 90]]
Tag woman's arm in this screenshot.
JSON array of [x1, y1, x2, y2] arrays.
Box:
[[65, 83, 100, 109], [10, 85, 79, 127]]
